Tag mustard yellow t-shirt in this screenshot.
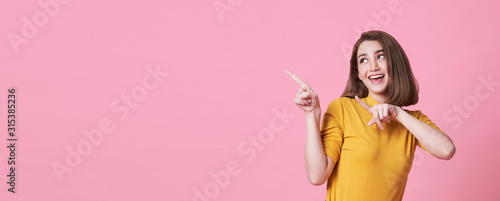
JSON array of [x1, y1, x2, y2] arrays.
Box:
[[321, 95, 443, 201]]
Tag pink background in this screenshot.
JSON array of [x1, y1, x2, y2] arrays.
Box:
[[1, 0, 500, 200]]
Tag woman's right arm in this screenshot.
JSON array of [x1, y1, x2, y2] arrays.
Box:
[[285, 70, 335, 186], [304, 107, 335, 185]]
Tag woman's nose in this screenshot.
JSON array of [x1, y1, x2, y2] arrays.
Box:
[[369, 61, 380, 71]]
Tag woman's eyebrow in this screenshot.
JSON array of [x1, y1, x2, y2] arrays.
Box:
[[358, 49, 384, 59], [357, 53, 367, 59]]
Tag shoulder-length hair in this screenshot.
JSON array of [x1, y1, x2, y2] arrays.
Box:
[[341, 30, 419, 106]]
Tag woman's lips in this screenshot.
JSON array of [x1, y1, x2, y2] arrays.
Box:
[[369, 74, 385, 84]]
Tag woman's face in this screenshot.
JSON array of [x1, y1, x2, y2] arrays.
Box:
[[357, 40, 389, 96]]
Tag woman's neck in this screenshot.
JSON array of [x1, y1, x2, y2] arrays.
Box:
[[368, 91, 388, 104]]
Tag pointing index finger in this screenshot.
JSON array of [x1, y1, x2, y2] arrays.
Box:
[[285, 70, 309, 90], [355, 96, 372, 112]]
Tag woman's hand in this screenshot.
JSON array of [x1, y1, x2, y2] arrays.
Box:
[[355, 96, 401, 129], [285, 70, 320, 114]]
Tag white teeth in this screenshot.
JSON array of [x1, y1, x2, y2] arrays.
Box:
[[369, 75, 384, 79]]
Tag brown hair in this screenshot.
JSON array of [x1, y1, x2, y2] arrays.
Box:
[[341, 30, 419, 106]]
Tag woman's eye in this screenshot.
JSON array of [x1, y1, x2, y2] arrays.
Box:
[[377, 54, 385, 59], [359, 58, 367, 63]]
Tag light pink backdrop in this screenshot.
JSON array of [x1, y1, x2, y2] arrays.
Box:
[[1, 0, 499, 200]]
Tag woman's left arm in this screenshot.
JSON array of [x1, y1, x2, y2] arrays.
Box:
[[395, 107, 456, 160], [355, 96, 456, 160]]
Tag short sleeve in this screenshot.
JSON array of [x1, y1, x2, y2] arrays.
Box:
[[411, 110, 446, 152], [321, 98, 344, 163]]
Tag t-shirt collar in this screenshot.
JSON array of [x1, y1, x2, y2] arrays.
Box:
[[363, 94, 380, 107]]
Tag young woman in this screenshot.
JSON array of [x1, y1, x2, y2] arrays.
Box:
[[285, 30, 455, 201]]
